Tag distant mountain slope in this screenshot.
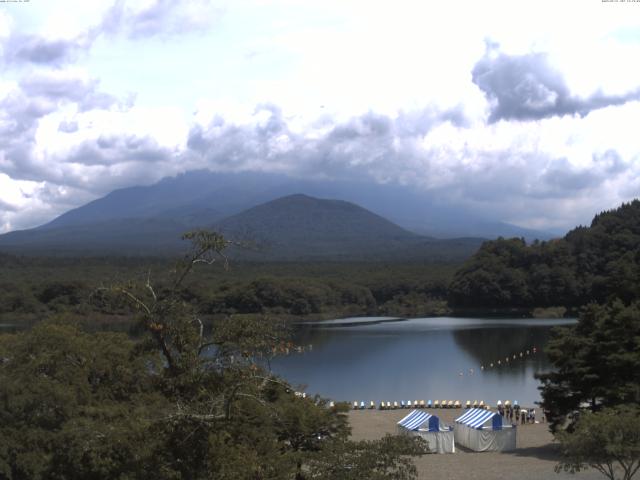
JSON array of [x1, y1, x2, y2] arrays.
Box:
[[0, 218, 188, 255], [39, 170, 293, 230], [0, 194, 484, 260], [36, 170, 554, 240]]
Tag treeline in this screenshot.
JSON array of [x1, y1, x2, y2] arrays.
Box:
[[203, 275, 450, 318], [0, 258, 456, 325], [449, 200, 640, 310]]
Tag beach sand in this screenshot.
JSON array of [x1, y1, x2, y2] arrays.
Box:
[[348, 408, 603, 480]]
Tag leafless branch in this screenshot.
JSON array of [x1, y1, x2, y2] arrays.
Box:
[[146, 270, 157, 302]]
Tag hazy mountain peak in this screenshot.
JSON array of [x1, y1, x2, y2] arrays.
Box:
[[32, 170, 556, 240]]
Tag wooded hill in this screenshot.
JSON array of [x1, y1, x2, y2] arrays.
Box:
[[448, 200, 640, 310]]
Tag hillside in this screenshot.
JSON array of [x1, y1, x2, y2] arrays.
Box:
[[216, 194, 419, 259], [216, 194, 483, 261], [448, 200, 640, 310]]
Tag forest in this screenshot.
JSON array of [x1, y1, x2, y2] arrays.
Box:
[[449, 200, 640, 311], [0, 256, 455, 329]]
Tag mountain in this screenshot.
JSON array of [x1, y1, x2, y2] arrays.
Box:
[[39, 170, 279, 230], [215, 194, 482, 260], [0, 193, 484, 260], [37, 170, 555, 240]]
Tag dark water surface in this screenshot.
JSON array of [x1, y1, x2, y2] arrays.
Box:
[[270, 317, 576, 406]]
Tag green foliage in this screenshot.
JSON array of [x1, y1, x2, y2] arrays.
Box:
[[555, 406, 640, 480], [0, 320, 164, 480], [538, 300, 640, 432], [449, 200, 640, 310], [307, 434, 427, 480], [0, 254, 458, 326], [0, 231, 426, 479], [217, 277, 376, 316]]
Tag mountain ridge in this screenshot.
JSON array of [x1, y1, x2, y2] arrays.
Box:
[[35, 170, 556, 240], [0, 193, 484, 261]]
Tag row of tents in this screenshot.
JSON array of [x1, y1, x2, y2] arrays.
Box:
[[396, 408, 517, 454]]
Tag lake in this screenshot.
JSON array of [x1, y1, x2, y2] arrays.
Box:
[[270, 317, 576, 407]]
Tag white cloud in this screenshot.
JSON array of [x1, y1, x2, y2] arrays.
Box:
[[0, 0, 640, 234]]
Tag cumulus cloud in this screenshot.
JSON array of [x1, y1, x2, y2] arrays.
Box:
[[182, 103, 640, 231], [0, 70, 125, 184], [472, 42, 640, 122], [186, 104, 467, 181], [1, 98, 638, 234], [2, 32, 96, 67], [19, 72, 118, 111], [0, 0, 221, 68], [101, 0, 222, 39], [65, 135, 174, 167]]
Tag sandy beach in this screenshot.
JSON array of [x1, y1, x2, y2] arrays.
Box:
[[348, 408, 603, 480]]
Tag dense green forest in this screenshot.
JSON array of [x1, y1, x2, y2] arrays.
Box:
[[0, 255, 455, 327], [449, 200, 640, 311]]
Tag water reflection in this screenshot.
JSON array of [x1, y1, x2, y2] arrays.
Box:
[[271, 317, 575, 406]]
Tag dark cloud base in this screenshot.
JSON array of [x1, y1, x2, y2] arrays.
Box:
[[472, 42, 640, 122]]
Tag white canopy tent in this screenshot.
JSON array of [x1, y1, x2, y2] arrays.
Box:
[[454, 408, 516, 452], [397, 410, 455, 454]]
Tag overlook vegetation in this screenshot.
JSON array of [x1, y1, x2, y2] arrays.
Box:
[[0, 232, 427, 479]]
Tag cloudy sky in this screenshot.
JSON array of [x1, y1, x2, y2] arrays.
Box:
[[1, 0, 639, 233]]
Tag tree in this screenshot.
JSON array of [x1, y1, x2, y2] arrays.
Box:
[[555, 406, 640, 480], [1, 230, 426, 479], [0, 318, 164, 480], [307, 434, 427, 480], [449, 200, 640, 311], [537, 300, 640, 432]]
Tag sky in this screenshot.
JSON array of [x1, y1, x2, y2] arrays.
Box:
[[0, 0, 639, 233]]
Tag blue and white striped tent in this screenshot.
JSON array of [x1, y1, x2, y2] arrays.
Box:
[[397, 410, 439, 432], [454, 408, 516, 452], [455, 408, 503, 430], [397, 410, 454, 453]]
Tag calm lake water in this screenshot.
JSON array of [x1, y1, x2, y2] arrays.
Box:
[[270, 317, 576, 406]]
